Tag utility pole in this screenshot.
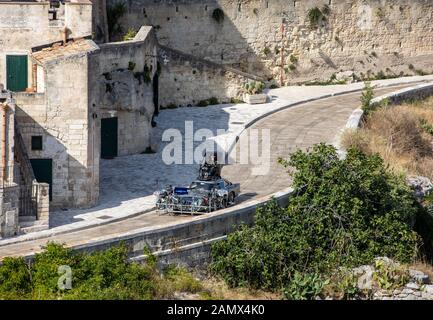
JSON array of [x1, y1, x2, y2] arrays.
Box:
[[280, 20, 285, 87]]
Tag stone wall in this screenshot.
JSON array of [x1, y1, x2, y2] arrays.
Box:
[[0, 93, 15, 182], [89, 26, 158, 156], [111, 0, 433, 85], [0, 1, 93, 89], [0, 185, 19, 238], [158, 45, 262, 108]]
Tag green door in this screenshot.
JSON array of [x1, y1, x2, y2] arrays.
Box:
[[30, 159, 53, 201], [101, 117, 118, 159], [6, 55, 28, 92]]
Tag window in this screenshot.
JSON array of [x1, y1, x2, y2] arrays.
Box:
[[31, 136, 43, 151]]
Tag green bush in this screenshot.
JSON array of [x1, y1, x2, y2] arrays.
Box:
[[123, 28, 137, 41], [284, 272, 328, 300], [361, 82, 375, 115], [0, 242, 202, 300], [211, 144, 420, 293], [243, 81, 265, 95]]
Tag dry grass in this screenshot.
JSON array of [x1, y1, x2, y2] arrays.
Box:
[[342, 96, 433, 180], [408, 260, 433, 280], [198, 278, 282, 300]]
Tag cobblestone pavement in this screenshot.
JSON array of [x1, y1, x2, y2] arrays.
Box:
[[0, 77, 430, 253]]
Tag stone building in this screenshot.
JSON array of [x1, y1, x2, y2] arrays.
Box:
[[0, 0, 157, 236]]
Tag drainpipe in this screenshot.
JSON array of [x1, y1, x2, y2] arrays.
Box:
[[1, 104, 8, 184]]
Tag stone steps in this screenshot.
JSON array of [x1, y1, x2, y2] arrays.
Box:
[[18, 216, 48, 234]]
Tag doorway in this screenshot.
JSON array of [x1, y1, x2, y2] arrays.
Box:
[[101, 117, 118, 159], [30, 158, 53, 201]]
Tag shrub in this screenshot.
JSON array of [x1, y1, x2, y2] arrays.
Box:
[[308, 5, 330, 29], [211, 144, 420, 292], [308, 7, 324, 28], [284, 272, 328, 300], [0, 242, 202, 300], [361, 82, 375, 115], [372, 259, 410, 291], [263, 46, 271, 56], [243, 81, 265, 95], [0, 257, 32, 299], [230, 97, 244, 104], [197, 97, 220, 107], [123, 28, 137, 41], [289, 54, 298, 64]]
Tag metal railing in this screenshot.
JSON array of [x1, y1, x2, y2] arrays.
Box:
[[13, 123, 39, 217]]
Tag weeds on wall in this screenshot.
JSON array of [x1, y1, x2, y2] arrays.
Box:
[[134, 64, 152, 85], [243, 81, 265, 95], [123, 28, 137, 41], [211, 143, 420, 297], [0, 243, 203, 300], [197, 97, 220, 107], [308, 5, 330, 29]]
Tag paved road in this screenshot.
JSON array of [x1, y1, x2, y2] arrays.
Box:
[[0, 84, 418, 259], [223, 84, 413, 199]]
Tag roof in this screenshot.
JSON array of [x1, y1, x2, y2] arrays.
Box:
[[31, 38, 99, 65]]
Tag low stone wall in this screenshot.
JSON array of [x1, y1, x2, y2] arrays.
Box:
[[328, 257, 433, 300], [0, 184, 19, 238]]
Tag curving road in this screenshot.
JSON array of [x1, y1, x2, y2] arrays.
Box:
[[223, 84, 413, 199], [0, 83, 421, 259]]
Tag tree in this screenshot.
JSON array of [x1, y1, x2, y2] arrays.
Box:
[[211, 144, 420, 292]]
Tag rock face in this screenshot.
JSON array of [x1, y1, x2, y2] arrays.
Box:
[[338, 257, 433, 300], [406, 176, 433, 199]]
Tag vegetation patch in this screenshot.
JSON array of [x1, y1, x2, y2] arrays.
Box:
[[123, 28, 137, 41], [0, 243, 202, 300], [307, 5, 330, 29], [243, 81, 265, 95], [197, 97, 220, 107], [211, 144, 420, 298], [344, 95, 433, 184]]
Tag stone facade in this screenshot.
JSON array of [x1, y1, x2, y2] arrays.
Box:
[[1, 1, 157, 213], [0, 0, 92, 90], [89, 26, 157, 156], [15, 40, 100, 209]]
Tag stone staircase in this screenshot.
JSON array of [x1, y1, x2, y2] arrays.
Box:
[[14, 123, 49, 233], [18, 216, 48, 234]]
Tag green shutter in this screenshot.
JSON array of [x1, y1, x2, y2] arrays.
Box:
[[6, 55, 28, 92]]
